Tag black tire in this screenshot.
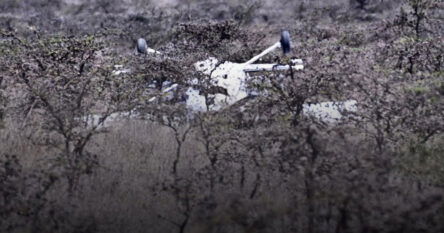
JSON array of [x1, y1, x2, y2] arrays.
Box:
[[136, 38, 147, 54], [280, 31, 291, 55]]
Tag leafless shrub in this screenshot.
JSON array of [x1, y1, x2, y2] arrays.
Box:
[[0, 31, 136, 193], [0, 153, 99, 233], [0, 1, 443, 233]]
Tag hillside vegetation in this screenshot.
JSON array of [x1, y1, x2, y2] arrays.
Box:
[[0, 0, 443, 232]]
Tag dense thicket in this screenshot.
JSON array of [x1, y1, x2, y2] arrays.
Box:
[[0, 0, 443, 232]]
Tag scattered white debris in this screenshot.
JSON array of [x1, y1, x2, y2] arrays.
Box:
[[148, 83, 179, 102], [112, 68, 131, 75], [107, 39, 357, 123], [81, 99, 358, 128], [187, 56, 303, 111], [303, 100, 357, 122], [188, 40, 304, 111], [163, 83, 179, 93], [147, 48, 162, 54], [112, 65, 131, 75], [185, 88, 207, 112], [81, 111, 137, 128], [189, 58, 247, 111], [243, 59, 303, 72]]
